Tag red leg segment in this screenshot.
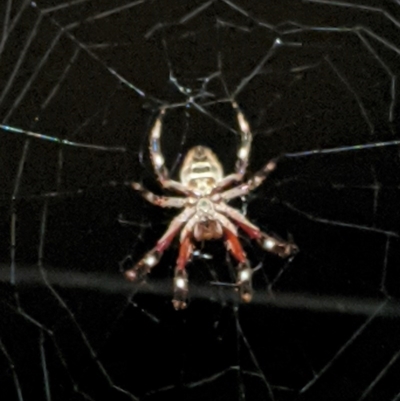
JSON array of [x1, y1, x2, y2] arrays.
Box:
[[217, 203, 298, 258], [172, 235, 193, 310], [177, 236, 193, 270], [156, 207, 195, 252], [224, 228, 247, 263], [224, 228, 253, 303], [125, 208, 195, 282]]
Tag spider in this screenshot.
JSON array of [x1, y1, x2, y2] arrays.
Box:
[[125, 102, 298, 309]]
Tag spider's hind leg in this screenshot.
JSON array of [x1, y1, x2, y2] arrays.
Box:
[[216, 203, 299, 259], [124, 207, 195, 284], [237, 261, 253, 303], [224, 228, 254, 303], [256, 232, 299, 258], [124, 248, 162, 282], [172, 236, 192, 310]]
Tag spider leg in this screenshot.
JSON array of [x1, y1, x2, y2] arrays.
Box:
[[208, 211, 253, 303], [172, 212, 253, 307], [220, 158, 278, 201], [131, 182, 186, 208], [170, 214, 199, 310], [124, 207, 195, 282], [232, 101, 252, 177], [216, 203, 298, 258], [211, 101, 253, 191], [172, 235, 193, 310], [223, 226, 253, 303], [149, 108, 193, 195]]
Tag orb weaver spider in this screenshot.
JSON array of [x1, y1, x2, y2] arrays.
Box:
[[125, 102, 298, 309]]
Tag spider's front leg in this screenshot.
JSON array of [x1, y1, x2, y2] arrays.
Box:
[[211, 101, 253, 192], [149, 108, 193, 195]]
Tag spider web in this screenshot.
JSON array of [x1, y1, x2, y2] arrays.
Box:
[[1, 0, 400, 400]]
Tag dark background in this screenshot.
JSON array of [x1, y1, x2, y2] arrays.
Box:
[[1, 1, 400, 400]]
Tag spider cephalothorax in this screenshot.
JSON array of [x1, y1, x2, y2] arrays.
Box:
[[126, 102, 298, 309]]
